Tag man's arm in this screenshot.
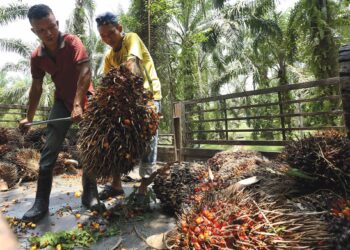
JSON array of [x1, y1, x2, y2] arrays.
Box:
[[71, 61, 92, 121], [19, 78, 43, 132]]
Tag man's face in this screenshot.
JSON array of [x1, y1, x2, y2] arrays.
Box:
[[98, 23, 123, 49], [30, 13, 59, 48]]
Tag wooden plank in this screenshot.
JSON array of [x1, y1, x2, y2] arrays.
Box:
[[173, 102, 182, 118], [184, 78, 339, 105], [185, 95, 341, 115], [187, 126, 344, 133], [0, 112, 26, 115], [0, 120, 20, 123], [187, 140, 287, 146], [185, 102, 280, 115], [283, 95, 341, 105], [181, 148, 221, 157], [186, 110, 343, 123], [0, 104, 50, 111], [158, 146, 176, 162]]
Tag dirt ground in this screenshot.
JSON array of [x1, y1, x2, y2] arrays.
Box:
[[0, 167, 176, 250]]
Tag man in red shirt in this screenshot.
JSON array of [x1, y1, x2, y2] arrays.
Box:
[[19, 4, 103, 222]]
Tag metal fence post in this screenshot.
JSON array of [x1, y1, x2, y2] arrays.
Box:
[[173, 102, 185, 161], [278, 91, 286, 141], [339, 44, 350, 138]]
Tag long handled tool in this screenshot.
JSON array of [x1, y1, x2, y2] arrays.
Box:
[[24, 117, 72, 126]]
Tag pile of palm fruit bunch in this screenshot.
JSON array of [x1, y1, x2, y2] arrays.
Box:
[[0, 128, 30, 189], [279, 129, 350, 248], [0, 161, 18, 189], [78, 66, 160, 178], [207, 150, 267, 187], [0, 127, 77, 190], [280, 129, 350, 193], [165, 189, 331, 250], [325, 197, 350, 249], [160, 146, 350, 249], [207, 150, 264, 172], [4, 148, 40, 182], [153, 162, 209, 214]]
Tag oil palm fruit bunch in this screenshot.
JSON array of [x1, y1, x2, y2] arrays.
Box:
[[4, 148, 40, 182], [207, 150, 266, 189], [79, 66, 160, 178], [6, 128, 23, 148], [0, 161, 18, 188], [166, 190, 331, 250], [0, 127, 9, 144], [281, 130, 350, 193], [24, 127, 46, 150], [0, 144, 12, 158], [153, 162, 207, 214], [207, 150, 264, 172]]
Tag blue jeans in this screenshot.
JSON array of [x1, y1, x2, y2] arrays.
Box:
[[39, 100, 72, 175], [139, 101, 160, 178]]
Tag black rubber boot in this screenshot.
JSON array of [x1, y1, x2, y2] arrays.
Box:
[[81, 173, 106, 212], [22, 170, 53, 222]]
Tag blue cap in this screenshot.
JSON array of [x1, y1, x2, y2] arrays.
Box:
[[95, 12, 118, 26]]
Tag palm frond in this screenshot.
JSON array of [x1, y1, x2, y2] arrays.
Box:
[[0, 3, 29, 25], [0, 60, 30, 74], [0, 39, 31, 57]]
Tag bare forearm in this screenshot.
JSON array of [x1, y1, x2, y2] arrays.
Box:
[[74, 64, 91, 109], [27, 83, 42, 121]]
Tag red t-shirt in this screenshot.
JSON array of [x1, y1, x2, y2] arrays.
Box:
[[30, 33, 94, 112]]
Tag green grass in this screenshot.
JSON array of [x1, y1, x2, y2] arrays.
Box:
[[242, 145, 284, 152], [198, 144, 284, 152]]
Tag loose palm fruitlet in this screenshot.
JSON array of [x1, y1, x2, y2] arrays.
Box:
[[79, 67, 160, 178], [166, 190, 331, 250], [281, 130, 350, 193], [153, 162, 207, 214]]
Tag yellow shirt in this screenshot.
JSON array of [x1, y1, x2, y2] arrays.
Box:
[[103, 32, 162, 100]]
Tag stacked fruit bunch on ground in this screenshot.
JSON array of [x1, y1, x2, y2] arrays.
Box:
[[157, 129, 350, 249], [207, 150, 266, 187], [153, 162, 208, 214], [0, 127, 77, 190], [280, 130, 350, 249], [153, 151, 269, 215], [167, 190, 330, 249], [281, 130, 350, 192], [78, 66, 160, 178]]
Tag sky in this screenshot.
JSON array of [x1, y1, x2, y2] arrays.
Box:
[[0, 0, 298, 66]]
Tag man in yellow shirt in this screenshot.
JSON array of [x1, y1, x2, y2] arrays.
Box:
[[95, 12, 162, 200]]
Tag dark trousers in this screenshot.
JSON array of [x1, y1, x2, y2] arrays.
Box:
[[39, 100, 72, 175]]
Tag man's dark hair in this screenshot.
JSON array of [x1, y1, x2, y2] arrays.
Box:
[[27, 4, 53, 21], [95, 12, 118, 27]]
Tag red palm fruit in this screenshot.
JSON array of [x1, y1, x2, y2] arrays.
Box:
[[195, 216, 204, 224], [193, 242, 201, 250], [123, 119, 131, 126], [194, 226, 201, 234], [198, 234, 205, 242]]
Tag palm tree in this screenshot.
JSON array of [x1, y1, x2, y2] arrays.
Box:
[[65, 0, 106, 86], [0, 3, 31, 57], [288, 0, 349, 126]]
